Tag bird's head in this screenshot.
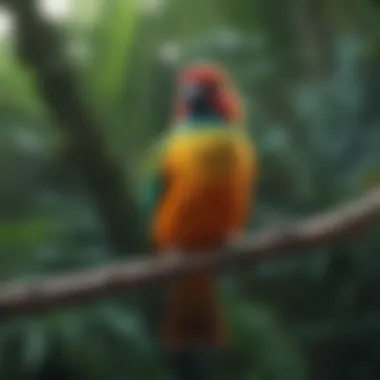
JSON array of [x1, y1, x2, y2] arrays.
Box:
[[174, 62, 244, 125]]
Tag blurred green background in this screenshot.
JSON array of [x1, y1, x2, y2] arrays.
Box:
[[0, 0, 380, 379]]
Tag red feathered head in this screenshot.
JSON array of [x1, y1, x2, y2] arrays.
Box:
[[173, 62, 244, 126]]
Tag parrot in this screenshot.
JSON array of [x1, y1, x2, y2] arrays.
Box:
[[139, 62, 258, 379]]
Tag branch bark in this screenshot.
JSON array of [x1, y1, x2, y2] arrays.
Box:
[[0, 188, 379, 319], [5, 0, 145, 253]]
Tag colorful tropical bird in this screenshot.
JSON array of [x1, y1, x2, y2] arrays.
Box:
[[139, 62, 258, 379]]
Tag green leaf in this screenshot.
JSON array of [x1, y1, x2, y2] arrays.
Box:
[[91, 0, 141, 108]]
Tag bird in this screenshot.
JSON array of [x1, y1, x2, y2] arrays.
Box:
[[139, 62, 258, 379]]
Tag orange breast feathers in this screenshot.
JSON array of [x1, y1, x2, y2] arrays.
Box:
[[152, 129, 257, 252]]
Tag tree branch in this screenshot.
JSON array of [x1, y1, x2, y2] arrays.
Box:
[[5, 0, 145, 253], [0, 188, 379, 319]]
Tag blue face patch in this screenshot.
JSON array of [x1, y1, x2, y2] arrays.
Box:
[[187, 115, 223, 125]]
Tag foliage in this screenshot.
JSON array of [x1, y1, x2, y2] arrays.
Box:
[[0, 0, 379, 379]]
